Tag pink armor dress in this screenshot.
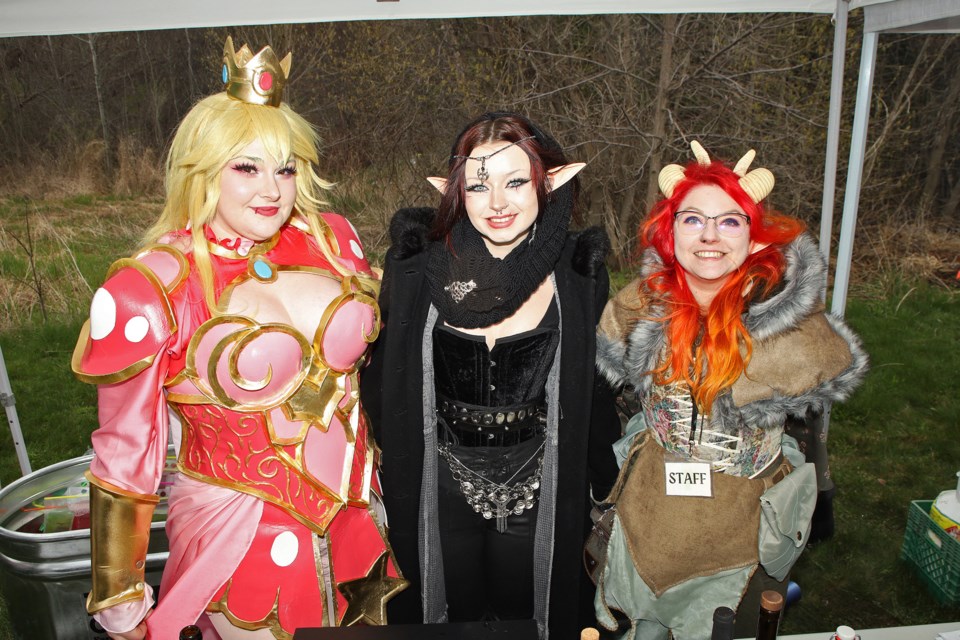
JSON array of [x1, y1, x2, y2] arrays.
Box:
[[72, 214, 405, 639]]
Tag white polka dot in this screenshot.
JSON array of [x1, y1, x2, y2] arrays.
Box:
[[270, 531, 299, 567], [89, 288, 116, 341], [349, 239, 364, 259], [124, 316, 150, 343]]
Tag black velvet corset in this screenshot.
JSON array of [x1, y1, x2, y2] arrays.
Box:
[[434, 299, 559, 407]]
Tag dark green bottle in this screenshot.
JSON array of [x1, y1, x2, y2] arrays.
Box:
[[755, 591, 783, 640], [711, 605, 736, 640], [179, 624, 202, 640]]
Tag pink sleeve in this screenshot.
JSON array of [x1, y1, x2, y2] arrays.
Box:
[[87, 282, 193, 495], [88, 347, 171, 495], [93, 585, 155, 634]]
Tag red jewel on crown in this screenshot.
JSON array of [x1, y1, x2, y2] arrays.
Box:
[[222, 36, 290, 107]]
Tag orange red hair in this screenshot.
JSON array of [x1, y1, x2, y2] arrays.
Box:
[[640, 158, 805, 412]]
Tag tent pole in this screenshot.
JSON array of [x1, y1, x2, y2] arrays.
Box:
[[832, 28, 878, 320], [819, 0, 850, 279], [819, 26, 877, 470], [0, 344, 31, 478]]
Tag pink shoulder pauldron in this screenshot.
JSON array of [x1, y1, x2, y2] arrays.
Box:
[[72, 245, 189, 384]]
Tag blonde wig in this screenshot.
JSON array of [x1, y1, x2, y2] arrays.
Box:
[[146, 92, 349, 312]]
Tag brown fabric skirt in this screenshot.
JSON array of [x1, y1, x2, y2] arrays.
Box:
[[609, 431, 789, 596]]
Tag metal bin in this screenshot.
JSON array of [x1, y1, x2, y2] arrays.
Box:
[[0, 452, 169, 640]]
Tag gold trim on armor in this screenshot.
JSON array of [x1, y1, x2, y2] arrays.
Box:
[[337, 551, 409, 626], [310, 276, 381, 375], [287, 214, 339, 257], [71, 320, 157, 385], [72, 255, 181, 384], [338, 408, 359, 500], [207, 580, 289, 640], [284, 368, 347, 430], [165, 366, 190, 389], [356, 273, 382, 299], [164, 389, 212, 404], [353, 416, 375, 506], [265, 403, 313, 446], [176, 463, 342, 536], [184, 316, 312, 412], [84, 472, 160, 614], [132, 243, 190, 294]]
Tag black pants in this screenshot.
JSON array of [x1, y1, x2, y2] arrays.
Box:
[[437, 435, 544, 622]]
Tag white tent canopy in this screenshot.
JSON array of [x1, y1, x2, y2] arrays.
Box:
[[865, 0, 960, 32], [830, 0, 960, 321], [0, 0, 870, 38]]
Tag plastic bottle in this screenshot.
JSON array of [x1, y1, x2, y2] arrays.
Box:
[[832, 625, 857, 640], [755, 590, 783, 640], [930, 471, 960, 541], [710, 605, 735, 640]]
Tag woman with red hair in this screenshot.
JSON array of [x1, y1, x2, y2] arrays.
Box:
[[593, 141, 868, 639]]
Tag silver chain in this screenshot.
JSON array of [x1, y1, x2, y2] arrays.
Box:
[[439, 440, 544, 533]]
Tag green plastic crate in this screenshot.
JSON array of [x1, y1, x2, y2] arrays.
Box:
[[900, 500, 960, 606]]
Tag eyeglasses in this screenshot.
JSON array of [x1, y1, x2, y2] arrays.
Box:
[[673, 211, 751, 238]]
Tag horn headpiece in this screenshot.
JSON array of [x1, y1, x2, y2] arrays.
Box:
[[658, 140, 775, 204]]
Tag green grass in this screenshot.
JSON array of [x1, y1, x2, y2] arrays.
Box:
[[0, 199, 958, 637], [781, 281, 960, 633], [0, 319, 97, 480]]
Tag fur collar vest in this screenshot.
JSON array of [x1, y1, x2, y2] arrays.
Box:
[[597, 233, 868, 428]]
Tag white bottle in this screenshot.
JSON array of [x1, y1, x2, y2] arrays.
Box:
[[930, 471, 960, 541]]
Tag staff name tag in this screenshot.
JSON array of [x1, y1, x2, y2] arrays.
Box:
[[664, 462, 713, 497]]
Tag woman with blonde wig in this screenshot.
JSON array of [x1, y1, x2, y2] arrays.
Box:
[[593, 141, 868, 639], [72, 38, 404, 639]]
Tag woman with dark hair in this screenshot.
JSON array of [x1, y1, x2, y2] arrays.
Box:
[[593, 141, 868, 640], [363, 112, 620, 638]]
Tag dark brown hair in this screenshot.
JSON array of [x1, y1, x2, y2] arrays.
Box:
[[430, 112, 579, 241]]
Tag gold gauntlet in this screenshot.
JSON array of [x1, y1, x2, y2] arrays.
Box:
[[84, 471, 159, 614]]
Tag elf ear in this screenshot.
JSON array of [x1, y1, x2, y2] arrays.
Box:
[[749, 241, 770, 255], [547, 163, 586, 190], [426, 177, 447, 194]]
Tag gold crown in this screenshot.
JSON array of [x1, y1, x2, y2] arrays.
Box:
[[222, 36, 291, 107]]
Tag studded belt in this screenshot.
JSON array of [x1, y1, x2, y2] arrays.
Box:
[[437, 397, 546, 447]]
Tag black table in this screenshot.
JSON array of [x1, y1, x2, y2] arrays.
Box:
[[294, 620, 539, 639]]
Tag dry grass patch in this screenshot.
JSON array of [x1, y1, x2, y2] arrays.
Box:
[[850, 217, 960, 298], [0, 197, 161, 330]]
